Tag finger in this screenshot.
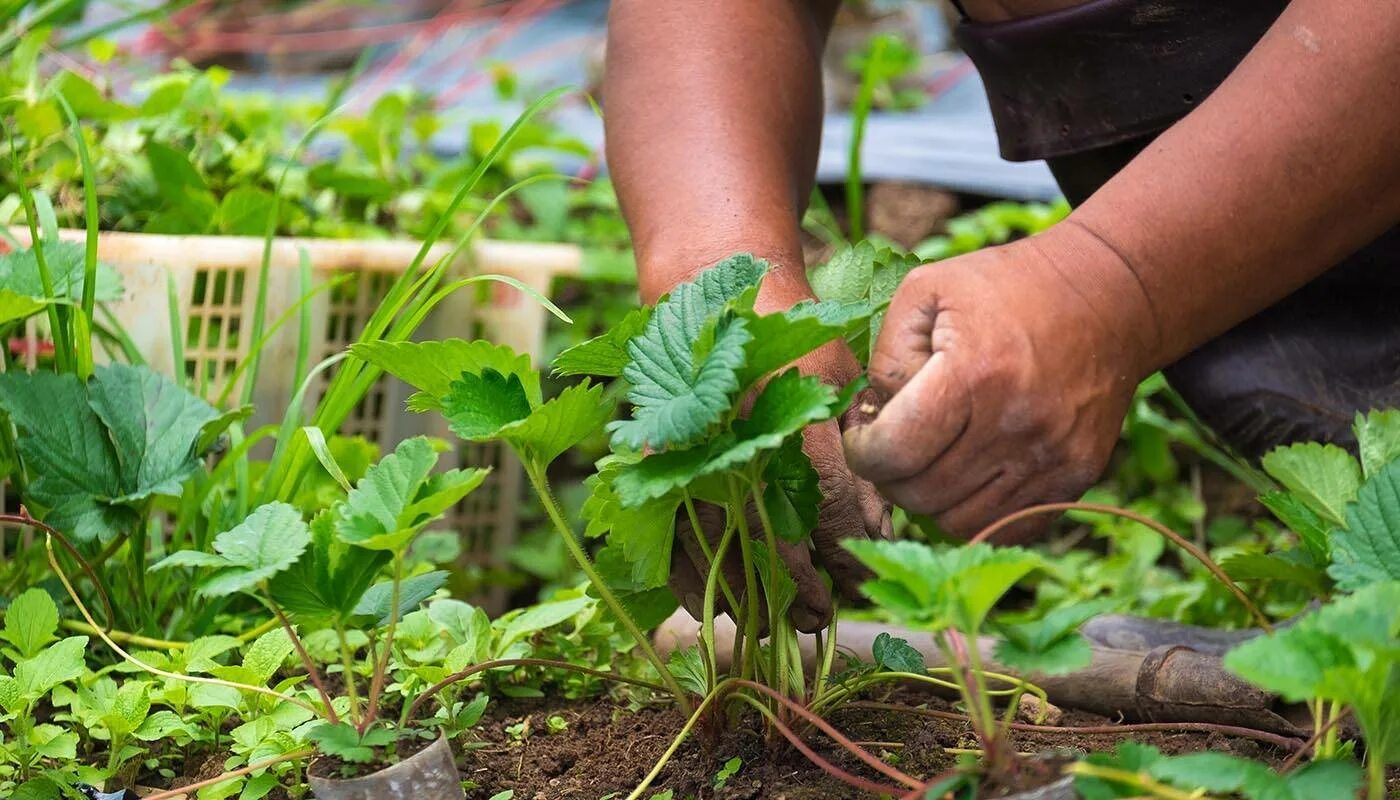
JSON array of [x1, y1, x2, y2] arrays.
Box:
[[804, 422, 878, 601], [881, 464, 1005, 518], [777, 539, 832, 633], [935, 472, 1024, 540], [867, 269, 940, 398], [843, 352, 972, 485], [668, 543, 708, 620]]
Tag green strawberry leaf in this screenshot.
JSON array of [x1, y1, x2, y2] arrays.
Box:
[[102, 680, 152, 738], [4, 588, 59, 659], [353, 570, 449, 625], [607, 254, 767, 451], [871, 632, 927, 675], [0, 365, 220, 542], [88, 363, 220, 502], [593, 545, 680, 629], [1261, 442, 1361, 527], [611, 370, 838, 507], [441, 369, 533, 440], [845, 540, 1041, 633], [351, 339, 541, 412], [0, 370, 124, 542], [993, 599, 1115, 676], [335, 437, 487, 552], [552, 306, 652, 378], [760, 434, 822, 543], [808, 241, 877, 304], [268, 511, 390, 627], [1147, 752, 1278, 797], [309, 722, 384, 763], [1329, 458, 1400, 591], [1224, 581, 1400, 766], [1283, 760, 1362, 799], [1220, 550, 1327, 596], [1354, 409, 1400, 479], [495, 381, 615, 467], [609, 312, 752, 452], [735, 301, 870, 387], [1258, 490, 1331, 565], [176, 502, 311, 597], [0, 239, 122, 302]]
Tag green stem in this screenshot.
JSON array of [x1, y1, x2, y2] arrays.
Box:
[[683, 491, 743, 621], [337, 626, 363, 727], [729, 479, 762, 685], [748, 471, 790, 705], [361, 557, 404, 731], [263, 592, 339, 725], [1367, 753, 1385, 800], [1065, 763, 1212, 800], [526, 463, 692, 713], [701, 514, 740, 693], [60, 620, 187, 651], [15, 186, 71, 372]]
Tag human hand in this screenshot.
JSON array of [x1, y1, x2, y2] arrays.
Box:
[[844, 226, 1155, 541], [669, 333, 891, 634]]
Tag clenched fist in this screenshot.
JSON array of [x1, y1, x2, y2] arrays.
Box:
[[844, 225, 1156, 541]]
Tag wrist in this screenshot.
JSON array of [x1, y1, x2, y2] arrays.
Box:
[[636, 240, 813, 308], [1016, 218, 1163, 380]]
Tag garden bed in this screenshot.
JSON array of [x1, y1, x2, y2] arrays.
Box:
[[459, 695, 1301, 799]]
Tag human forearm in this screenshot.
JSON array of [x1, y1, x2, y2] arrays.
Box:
[[1058, 0, 1400, 375], [603, 0, 837, 306]]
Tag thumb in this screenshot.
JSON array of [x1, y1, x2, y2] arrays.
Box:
[[844, 350, 970, 485]]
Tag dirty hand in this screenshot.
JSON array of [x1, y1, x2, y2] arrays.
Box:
[[670, 337, 891, 634], [844, 228, 1155, 541]]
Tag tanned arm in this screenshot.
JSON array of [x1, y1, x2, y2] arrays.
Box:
[[603, 0, 887, 630], [846, 0, 1400, 538]]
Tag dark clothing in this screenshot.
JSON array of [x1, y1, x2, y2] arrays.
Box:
[[957, 0, 1400, 458]]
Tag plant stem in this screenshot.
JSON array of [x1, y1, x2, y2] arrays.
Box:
[[748, 471, 791, 706], [846, 35, 886, 242], [140, 749, 315, 800], [730, 693, 907, 796], [14, 185, 72, 372], [1367, 753, 1385, 800], [336, 626, 363, 727], [625, 682, 729, 800], [59, 620, 188, 651], [968, 501, 1273, 632], [264, 593, 339, 725], [361, 557, 404, 732], [682, 491, 743, 625], [1065, 763, 1211, 800], [524, 463, 692, 713], [728, 478, 762, 685], [701, 514, 740, 692]]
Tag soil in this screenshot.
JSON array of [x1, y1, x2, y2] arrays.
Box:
[[456, 693, 1297, 800]]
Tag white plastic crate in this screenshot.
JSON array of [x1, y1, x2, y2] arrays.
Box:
[[4, 228, 582, 610]]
